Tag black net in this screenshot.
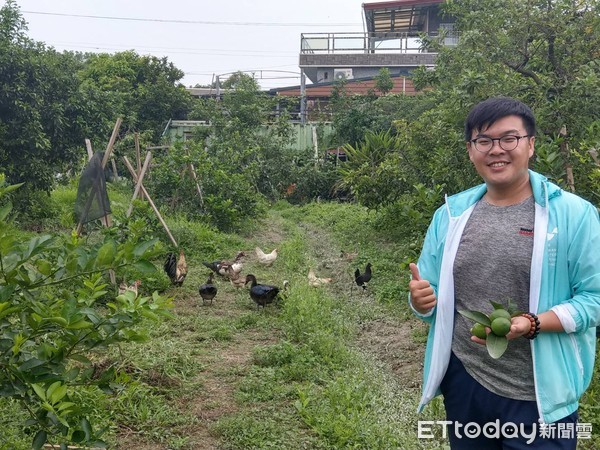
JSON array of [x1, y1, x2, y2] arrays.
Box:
[[75, 152, 112, 224]]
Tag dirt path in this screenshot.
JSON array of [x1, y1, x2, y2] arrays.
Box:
[[116, 211, 425, 449], [298, 222, 426, 388]]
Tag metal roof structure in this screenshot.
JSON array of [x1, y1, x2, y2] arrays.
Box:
[[363, 0, 445, 34]]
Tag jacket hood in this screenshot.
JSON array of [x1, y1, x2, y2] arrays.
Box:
[[445, 170, 562, 217]]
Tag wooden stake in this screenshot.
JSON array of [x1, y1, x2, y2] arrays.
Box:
[[126, 152, 152, 217], [110, 157, 119, 181], [187, 163, 204, 205], [101, 118, 122, 169], [85, 139, 94, 161], [123, 156, 178, 248], [134, 132, 145, 199]]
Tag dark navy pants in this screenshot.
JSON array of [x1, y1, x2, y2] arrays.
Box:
[[439, 352, 578, 449]]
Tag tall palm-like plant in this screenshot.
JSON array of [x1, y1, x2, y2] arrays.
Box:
[[335, 130, 403, 209]]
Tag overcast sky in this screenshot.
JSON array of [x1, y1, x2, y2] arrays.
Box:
[[12, 0, 368, 90]]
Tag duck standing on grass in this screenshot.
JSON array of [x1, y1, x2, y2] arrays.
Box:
[[199, 273, 217, 305], [245, 274, 279, 309], [202, 251, 245, 278]]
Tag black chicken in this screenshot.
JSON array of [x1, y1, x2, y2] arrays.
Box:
[[245, 274, 280, 309], [164, 249, 187, 286], [353, 262, 372, 293], [199, 273, 217, 305]]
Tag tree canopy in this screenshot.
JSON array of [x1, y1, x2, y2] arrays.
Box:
[[0, 1, 192, 205]]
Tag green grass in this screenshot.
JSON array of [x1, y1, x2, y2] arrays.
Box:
[[0, 398, 31, 449], [10, 185, 595, 449]]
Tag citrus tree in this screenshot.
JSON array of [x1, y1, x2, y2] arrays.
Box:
[[0, 177, 172, 448]]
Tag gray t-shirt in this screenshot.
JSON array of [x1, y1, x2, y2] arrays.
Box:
[[452, 195, 535, 400]]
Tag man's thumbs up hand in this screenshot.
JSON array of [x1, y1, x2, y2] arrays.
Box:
[[408, 263, 436, 314], [409, 263, 422, 281]]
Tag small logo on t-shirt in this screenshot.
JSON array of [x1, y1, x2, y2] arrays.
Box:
[[519, 227, 534, 236]]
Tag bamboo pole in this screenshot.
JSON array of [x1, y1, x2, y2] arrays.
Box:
[[187, 163, 204, 205], [101, 118, 122, 169], [126, 151, 152, 217], [110, 157, 119, 181], [134, 132, 145, 199], [85, 139, 94, 161], [123, 156, 178, 248]]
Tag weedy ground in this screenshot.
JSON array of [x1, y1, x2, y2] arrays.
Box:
[[112, 199, 448, 449], [1, 186, 599, 449]]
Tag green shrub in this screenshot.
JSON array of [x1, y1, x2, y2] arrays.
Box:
[[0, 178, 173, 448]]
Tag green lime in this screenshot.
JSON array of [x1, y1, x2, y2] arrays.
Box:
[[470, 323, 487, 340], [491, 317, 511, 336], [489, 309, 512, 322]]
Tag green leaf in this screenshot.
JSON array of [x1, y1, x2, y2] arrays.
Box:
[[0, 306, 19, 320], [0, 201, 12, 222], [45, 317, 69, 327], [64, 367, 80, 381], [18, 358, 47, 372], [486, 333, 508, 359], [26, 235, 54, 260], [35, 259, 53, 276], [490, 301, 504, 310], [1, 182, 24, 195], [72, 430, 86, 443], [31, 383, 47, 401], [457, 309, 491, 327], [96, 241, 117, 268], [140, 309, 159, 320], [67, 320, 93, 330], [46, 381, 61, 400], [48, 383, 67, 404], [133, 238, 158, 258], [133, 260, 156, 273], [81, 417, 92, 440], [56, 401, 75, 412], [0, 285, 15, 302], [32, 430, 47, 450], [69, 354, 92, 365]]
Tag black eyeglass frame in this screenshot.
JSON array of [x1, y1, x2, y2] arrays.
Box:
[[469, 134, 531, 153]]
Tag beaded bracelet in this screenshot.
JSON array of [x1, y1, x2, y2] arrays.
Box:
[[521, 312, 540, 340]]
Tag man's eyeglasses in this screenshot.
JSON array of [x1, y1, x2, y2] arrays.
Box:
[[469, 135, 530, 153]]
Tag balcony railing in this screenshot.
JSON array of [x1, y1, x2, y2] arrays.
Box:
[[300, 31, 458, 54]]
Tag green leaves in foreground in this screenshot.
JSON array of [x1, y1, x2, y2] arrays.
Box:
[[0, 179, 172, 448], [458, 300, 517, 359], [485, 332, 509, 359], [458, 309, 491, 327]]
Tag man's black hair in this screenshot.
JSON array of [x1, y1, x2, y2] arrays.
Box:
[[464, 97, 536, 141]]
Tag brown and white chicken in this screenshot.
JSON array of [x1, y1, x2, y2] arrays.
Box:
[[118, 279, 141, 296], [308, 268, 333, 287], [255, 247, 278, 266]]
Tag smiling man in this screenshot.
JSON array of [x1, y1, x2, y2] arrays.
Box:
[[408, 97, 600, 449]]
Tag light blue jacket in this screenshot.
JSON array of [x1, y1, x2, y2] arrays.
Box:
[[411, 170, 600, 423]]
